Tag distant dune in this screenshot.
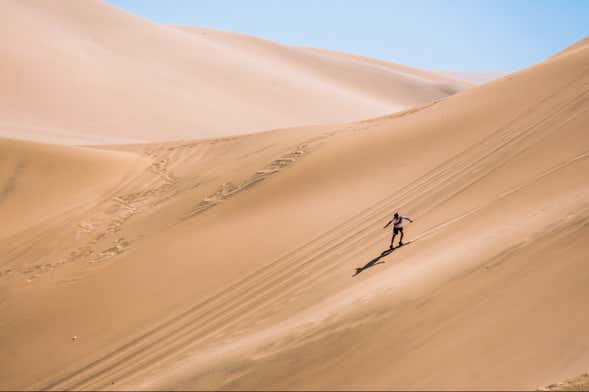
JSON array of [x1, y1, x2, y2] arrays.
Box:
[[1, 1, 588, 390], [439, 70, 506, 84], [0, 0, 468, 144]]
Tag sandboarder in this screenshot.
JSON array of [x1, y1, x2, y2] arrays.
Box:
[[383, 212, 413, 249]]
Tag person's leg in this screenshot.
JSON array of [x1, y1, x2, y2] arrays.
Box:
[[390, 233, 396, 249], [399, 228, 404, 245]]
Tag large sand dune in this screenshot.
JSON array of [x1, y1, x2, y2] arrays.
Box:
[[0, 0, 468, 144], [1, 22, 588, 389]]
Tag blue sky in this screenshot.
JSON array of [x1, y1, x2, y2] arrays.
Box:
[[108, 0, 588, 73]]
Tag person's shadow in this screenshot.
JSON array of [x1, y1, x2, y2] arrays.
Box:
[[353, 242, 412, 277], [353, 248, 394, 277]]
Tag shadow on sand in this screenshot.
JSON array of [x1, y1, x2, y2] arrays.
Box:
[[353, 242, 412, 277]]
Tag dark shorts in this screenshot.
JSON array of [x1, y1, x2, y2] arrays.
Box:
[[393, 227, 404, 235]]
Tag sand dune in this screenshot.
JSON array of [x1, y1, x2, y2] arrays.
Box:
[[1, 26, 588, 391], [0, 0, 468, 144], [0, 138, 147, 240], [438, 70, 506, 84]]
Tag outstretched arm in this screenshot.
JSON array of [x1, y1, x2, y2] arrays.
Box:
[[383, 220, 392, 229], [404, 216, 414, 223]]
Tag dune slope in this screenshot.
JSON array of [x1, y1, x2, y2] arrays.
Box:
[[0, 0, 468, 144], [1, 35, 588, 390], [0, 137, 147, 240]]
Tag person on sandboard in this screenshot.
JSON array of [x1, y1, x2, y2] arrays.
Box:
[[384, 212, 414, 249]]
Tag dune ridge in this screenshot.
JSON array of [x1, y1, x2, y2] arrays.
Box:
[[438, 70, 506, 84]]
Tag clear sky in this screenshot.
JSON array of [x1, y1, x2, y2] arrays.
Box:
[[108, 0, 588, 73]]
